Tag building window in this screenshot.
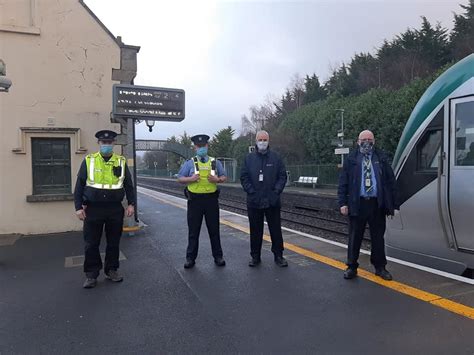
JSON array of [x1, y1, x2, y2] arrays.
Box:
[[32, 138, 71, 195]]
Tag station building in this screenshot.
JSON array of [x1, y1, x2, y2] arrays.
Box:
[[0, 0, 139, 236]]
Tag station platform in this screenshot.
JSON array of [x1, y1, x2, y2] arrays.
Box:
[[0, 186, 473, 354]]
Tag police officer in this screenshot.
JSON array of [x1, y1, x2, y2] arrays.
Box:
[[177, 134, 227, 269], [338, 130, 398, 281], [74, 130, 135, 288]]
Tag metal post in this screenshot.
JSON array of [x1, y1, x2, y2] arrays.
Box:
[[340, 110, 344, 166], [335, 109, 345, 167], [123, 119, 140, 223]]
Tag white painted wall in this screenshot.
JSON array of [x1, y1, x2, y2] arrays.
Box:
[[0, 0, 122, 234]]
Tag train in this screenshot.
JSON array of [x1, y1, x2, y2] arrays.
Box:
[[386, 54, 474, 277]]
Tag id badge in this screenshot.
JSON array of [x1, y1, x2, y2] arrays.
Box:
[[365, 178, 371, 187], [259, 174, 264, 182]]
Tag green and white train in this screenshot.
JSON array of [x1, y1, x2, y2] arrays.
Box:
[[386, 54, 474, 277]]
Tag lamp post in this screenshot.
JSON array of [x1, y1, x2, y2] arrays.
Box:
[[335, 109, 345, 166]]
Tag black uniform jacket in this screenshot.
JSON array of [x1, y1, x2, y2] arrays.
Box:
[[337, 148, 399, 217], [240, 147, 287, 209], [73, 156, 135, 211]]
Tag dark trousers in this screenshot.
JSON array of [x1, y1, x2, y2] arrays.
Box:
[[247, 206, 284, 259], [186, 195, 223, 260], [83, 203, 124, 278], [347, 198, 387, 269]]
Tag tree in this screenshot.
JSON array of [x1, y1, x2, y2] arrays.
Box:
[[450, 0, 474, 60], [303, 74, 327, 104], [324, 64, 356, 97], [241, 101, 275, 136], [135, 154, 147, 169], [230, 135, 253, 168], [289, 73, 305, 109], [377, 18, 449, 90], [143, 151, 167, 169], [418, 17, 450, 70], [178, 131, 193, 149], [165, 134, 188, 172], [348, 53, 380, 94], [209, 126, 235, 157]]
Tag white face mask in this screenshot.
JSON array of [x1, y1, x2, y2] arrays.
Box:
[[256, 141, 269, 151]]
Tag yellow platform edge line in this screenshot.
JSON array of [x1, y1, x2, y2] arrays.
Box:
[[141, 191, 474, 320], [219, 219, 474, 321]]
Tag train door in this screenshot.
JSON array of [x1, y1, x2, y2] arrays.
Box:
[[449, 96, 474, 252]]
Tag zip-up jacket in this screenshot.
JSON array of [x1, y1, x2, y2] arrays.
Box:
[[240, 147, 287, 209], [338, 148, 399, 216]]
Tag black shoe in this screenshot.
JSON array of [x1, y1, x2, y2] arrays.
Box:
[[105, 270, 123, 282], [214, 257, 226, 266], [184, 259, 196, 269], [248, 258, 261, 267], [375, 268, 393, 281], [344, 267, 357, 279], [83, 278, 97, 289], [274, 256, 288, 267]]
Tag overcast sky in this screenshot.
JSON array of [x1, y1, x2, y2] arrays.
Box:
[[85, 0, 460, 141]]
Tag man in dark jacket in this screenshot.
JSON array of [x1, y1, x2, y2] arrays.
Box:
[[338, 130, 398, 281], [74, 130, 135, 289], [240, 130, 288, 267]]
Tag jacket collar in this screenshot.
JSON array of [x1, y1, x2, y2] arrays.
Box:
[[256, 145, 270, 155], [348, 147, 386, 163]]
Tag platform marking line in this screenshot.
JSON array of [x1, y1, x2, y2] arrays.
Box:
[[139, 189, 474, 320], [219, 220, 474, 320]]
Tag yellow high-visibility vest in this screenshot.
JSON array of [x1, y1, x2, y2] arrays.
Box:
[[187, 156, 217, 194], [86, 152, 126, 190]]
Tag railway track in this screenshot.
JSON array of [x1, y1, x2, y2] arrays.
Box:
[[218, 198, 348, 236], [138, 180, 351, 237]]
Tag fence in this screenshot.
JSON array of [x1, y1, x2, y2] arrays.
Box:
[[138, 163, 340, 187], [137, 158, 239, 182]]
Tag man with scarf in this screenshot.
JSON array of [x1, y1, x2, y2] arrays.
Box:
[[74, 130, 135, 288], [240, 130, 288, 267], [338, 130, 398, 281], [177, 134, 227, 269]]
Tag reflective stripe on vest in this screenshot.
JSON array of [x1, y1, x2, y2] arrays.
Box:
[[188, 156, 217, 194], [193, 156, 216, 176], [86, 153, 126, 190]]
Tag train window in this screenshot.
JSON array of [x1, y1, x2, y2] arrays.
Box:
[[416, 129, 442, 171], [455, 101, 474, 166]]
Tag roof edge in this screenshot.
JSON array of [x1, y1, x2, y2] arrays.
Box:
[[79, 0, 120, 47], [78, 0, 140, 52]]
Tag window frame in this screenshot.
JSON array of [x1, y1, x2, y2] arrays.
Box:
[[415, 126, 443, 174], [31, 137, 72, 195]]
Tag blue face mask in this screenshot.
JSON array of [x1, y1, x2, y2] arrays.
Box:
[[100, 144, 114, 155], [196, 147, 208, 157]]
